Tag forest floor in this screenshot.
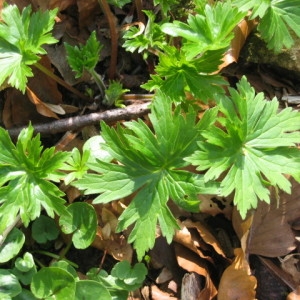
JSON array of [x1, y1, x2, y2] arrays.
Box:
[[1, 0, 300, 299]]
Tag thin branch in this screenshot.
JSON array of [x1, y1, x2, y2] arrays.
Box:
[[8, 102, 151, 138]]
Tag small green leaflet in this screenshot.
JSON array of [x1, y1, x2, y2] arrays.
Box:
[[161, 2, 246, 59], [74, 91, 220, 260], [186, 76, 300, 219], [233, 0, 300, 52], [122, 10, 166, 58], [0, 5, 58, 92], [65, 31, 102, 78], [0, 124, 69, 233]]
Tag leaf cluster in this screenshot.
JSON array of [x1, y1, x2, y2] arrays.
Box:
[[0, 124, 69, 233], [0, 4, 58, 92], [122, 10, 167, 59], [74, 91, 220, 260], [0, 259, 146, 300], [142, 2, 246, 102], [233, 0, 300, 52], [65, 31, 102, 78], [187, 77, 300, 218]]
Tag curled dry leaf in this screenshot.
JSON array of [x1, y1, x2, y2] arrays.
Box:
[[218, 248, 257, 300], [176, 219, 228, 259], [26, 87, 59, 119], [174, 243, 217, 300], [219, 17, 257, 71]]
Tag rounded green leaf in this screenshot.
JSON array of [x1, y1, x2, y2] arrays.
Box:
[[15, 252, 35, 272], [75, 280, 111, 300], [31, 267, 75, 299], [59, 202, 97, 249], [0, 269, 22, 297], [12, 252, 36, 285], [0, 228, 25, 263], [31, 215, 59, 243]]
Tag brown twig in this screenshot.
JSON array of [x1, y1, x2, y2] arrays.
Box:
[[8, 102, 151, 138], [98, 0, 118, 79]]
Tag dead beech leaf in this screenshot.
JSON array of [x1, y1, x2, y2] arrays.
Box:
[[92, 226, 133, 262], [219, 17, 257, 71], [232, 207, 253, 252], [218, 248, 257, 300], [247, 179, 300, 257], [180, 219, 227, 258], [174, 243, 217, 300], [174, 223, 214, 263], [3, 89, 49, 128], [26, 87, 59, 119]]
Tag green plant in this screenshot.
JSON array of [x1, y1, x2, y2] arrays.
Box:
[[122, 10, 167, 59], [1, 0, 300, 298], [73, 91, 220, 260], [186, 77, 300, 218], [0, 259, 146, 300], [0, 4, 58, 92], [88, 260, 147, 299], [103, 80, 129, 107], [0, 124, 69, 234], [233, 0, 300, 53], [141, 2, 246, 102], [65, 31, 106, 98]]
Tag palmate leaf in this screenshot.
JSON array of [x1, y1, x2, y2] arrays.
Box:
[[187, 76, 300, 219], [233, 0, 300, 52], [65, 31, 102, 78], [0, 125, 70, 233], [0, 4, 58, 92], [74, 91, 220, 260], [142, 46, 226, 102], [161, 2, 246, 59]]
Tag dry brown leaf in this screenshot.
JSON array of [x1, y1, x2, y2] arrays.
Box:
[[92, 226, 133, 262], [141, 285, 178, 300], [247, 179, 300, 257], [180, 219, 227, 258], [26, 87, 59, 119], [279, 254, 300, 285], [232, 207, 253, 253], [218, 248, 257, 300], [3, 89, 49, 128], [174, 223, 213, 263], [219, 17, 257, 71], [174, 243, 218, 299]]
